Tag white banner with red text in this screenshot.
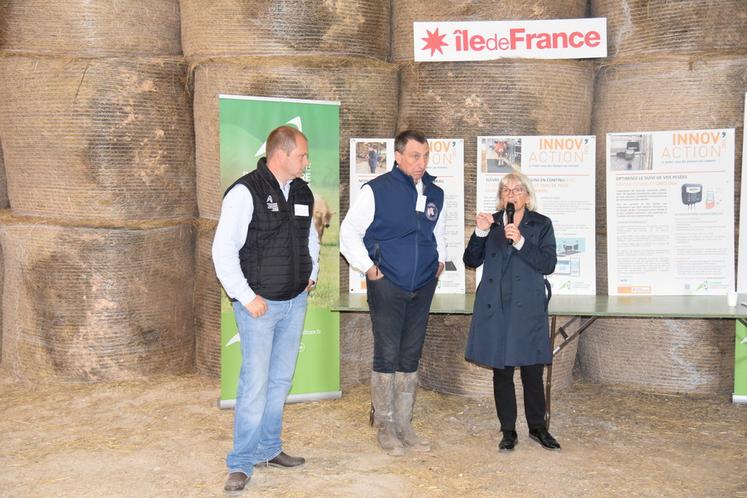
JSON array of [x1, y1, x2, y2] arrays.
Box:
[[414, 18, 607, 62]]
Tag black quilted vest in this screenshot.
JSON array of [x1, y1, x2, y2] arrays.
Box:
[[224, 158, 314, 301]]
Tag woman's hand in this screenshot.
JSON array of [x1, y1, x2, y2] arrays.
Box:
[[475, 212, 493, 231], [505, 223, 522, 245]]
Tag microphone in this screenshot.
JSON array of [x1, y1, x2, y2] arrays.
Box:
[[505, 202, 515, 244]]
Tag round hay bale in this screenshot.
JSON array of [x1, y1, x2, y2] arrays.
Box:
[[0, 217, 195, 382], [419, 315, 578, 397], [592, 0, 747, 59], [399, 59, 593, 290], [592, 57, 747, 281], [180, 0, 389, 60], [193, 56, 398, 220], [0, 0, 181, 56], [577, 318, 734, 393], [0, 55, 195, 222], [391, 0, 588, 62], [194, 219, 221, 378], [340, 312, 374, 388]]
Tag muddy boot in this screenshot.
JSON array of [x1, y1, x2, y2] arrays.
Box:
[[371, 371, 405, 456], [394, 371, 431, 452]]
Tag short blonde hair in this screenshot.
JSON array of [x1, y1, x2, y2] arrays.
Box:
[[497, 172, 537, 211]]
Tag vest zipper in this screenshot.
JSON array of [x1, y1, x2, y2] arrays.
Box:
[[411, 181, 424, 291], [287, 185, 301, 294]]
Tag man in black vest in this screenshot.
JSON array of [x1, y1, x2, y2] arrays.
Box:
[[213, 126, 319, 493]]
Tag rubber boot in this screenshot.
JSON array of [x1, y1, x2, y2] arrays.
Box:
[[394, 371, 431, 452], [370, 371, 405, 456]]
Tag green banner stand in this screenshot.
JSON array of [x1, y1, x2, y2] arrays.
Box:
[[218, 95, 341, 408], [734, 321, 747, 404]]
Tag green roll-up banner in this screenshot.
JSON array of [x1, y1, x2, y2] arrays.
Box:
[[735, 321, 747, 404], [218, 95, 341, 408]]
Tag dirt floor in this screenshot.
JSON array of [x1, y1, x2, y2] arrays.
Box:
[[1, 369, 746, 498]]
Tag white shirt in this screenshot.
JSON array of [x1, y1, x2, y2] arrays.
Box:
[[212, 182, 320, 306], [474, 212, 525, 250], [340, 181, 447, 274]]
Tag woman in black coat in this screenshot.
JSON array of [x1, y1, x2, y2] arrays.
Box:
[[463, 172, 560, 452]]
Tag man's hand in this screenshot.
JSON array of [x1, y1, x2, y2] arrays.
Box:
[[245, 295, 268, 318], [366, 265, 384, 281], [305, 279, 316, 292], [436, 262, 445, 278]]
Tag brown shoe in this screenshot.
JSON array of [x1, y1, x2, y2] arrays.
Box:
[[224, 471, 250, 492], [256, 451, 305, 468]]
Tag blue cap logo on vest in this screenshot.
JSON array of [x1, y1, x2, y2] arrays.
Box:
[[425, 202, 439, 221]]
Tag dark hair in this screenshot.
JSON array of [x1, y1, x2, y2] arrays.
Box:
[[266, 126, 307, 158], [394, 129, 428, 153]]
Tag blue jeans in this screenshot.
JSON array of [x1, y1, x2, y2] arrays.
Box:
[[226, 291, 308, 476]]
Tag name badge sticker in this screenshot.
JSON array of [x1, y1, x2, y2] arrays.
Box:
[[294, 204, 309, 217], [416, 195, 427, 212]]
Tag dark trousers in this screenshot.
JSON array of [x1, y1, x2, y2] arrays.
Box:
[[492, 364, 547, 432], [367, 276, 438, 373]]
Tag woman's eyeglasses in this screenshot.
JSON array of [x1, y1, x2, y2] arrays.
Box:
[[501, 187, 525, 195]]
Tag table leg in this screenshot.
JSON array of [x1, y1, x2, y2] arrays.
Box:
[[545, 315, 557, 430]]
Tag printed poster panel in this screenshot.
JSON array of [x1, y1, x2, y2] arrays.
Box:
[[476, 135, 597, 295], [606, 129, 735, 295], [348, 138, 466, 294]]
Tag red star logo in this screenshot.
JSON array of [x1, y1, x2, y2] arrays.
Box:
[[421, 28, 448, 56]]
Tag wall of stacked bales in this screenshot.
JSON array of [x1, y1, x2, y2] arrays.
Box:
[[0, 1, 196, 382], [0, 1, 743, 397]]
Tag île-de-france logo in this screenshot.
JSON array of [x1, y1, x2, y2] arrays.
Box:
[[422, 28, 448, 56]]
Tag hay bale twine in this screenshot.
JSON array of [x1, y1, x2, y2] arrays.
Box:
[[419, 315, 578, 397], [0, 55, 195, 221], [193, 56, 398, 220], [399, 59, 593, 290], [180, 0, 389, 60], [194, 219, 221, 378], [391, 0, 588, 62], [592, 57, 747, 275], [0, 0, 181, 56], [585, 56, 746, 393], [592, 0, 747, 59], [577, 318, 734, 393], [0, 217, 195, 382], [340, 312, 374, 387]]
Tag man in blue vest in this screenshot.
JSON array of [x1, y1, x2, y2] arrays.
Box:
[[341, 130, 446, 455], [213, 126, 319, 492]]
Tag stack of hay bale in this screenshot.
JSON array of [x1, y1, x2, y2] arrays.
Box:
[[393, 0, 592, 396], [180, 0, 397, 382], [578, 0, 747, 393], [0, 1, 196, 381]]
